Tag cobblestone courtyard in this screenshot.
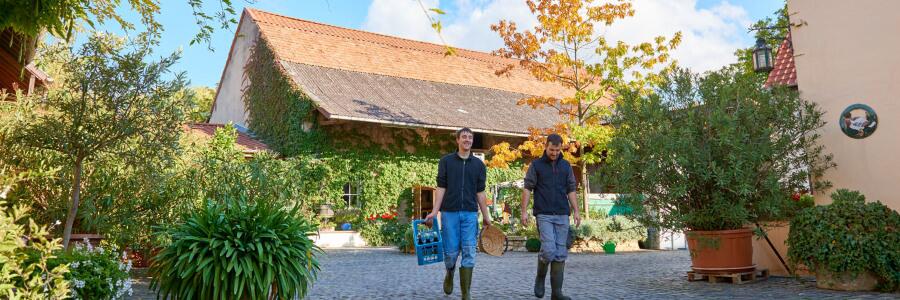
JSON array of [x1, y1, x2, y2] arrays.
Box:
[[132, 248, 897, 299]]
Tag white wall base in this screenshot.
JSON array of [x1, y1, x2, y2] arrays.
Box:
[[311, 231, 368, 248]]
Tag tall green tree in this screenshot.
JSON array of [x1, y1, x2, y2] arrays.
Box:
[[8, 33, 188, 248], [183, 86, 216, 123]]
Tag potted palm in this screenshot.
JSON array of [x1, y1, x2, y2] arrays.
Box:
[[606, 67, 834, 274]]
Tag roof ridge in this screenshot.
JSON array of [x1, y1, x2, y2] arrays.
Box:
[[246, 8, 516, 66]]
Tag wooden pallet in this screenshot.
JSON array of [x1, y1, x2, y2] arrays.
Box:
[[687, 268, 769, 284]]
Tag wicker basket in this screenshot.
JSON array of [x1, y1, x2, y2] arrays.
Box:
[[478, 225, 507, 257]]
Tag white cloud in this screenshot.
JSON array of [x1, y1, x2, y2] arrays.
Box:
[[363, 0, 753, 73], [603, 0, 752, 73], [363, 0, 443, 44]]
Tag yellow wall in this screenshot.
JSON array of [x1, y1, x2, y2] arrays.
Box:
[[790, 0, 900, 210]]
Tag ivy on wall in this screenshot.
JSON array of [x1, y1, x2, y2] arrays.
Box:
[[242, 39, 525, 223]]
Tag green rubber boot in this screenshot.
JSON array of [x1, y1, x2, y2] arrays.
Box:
[[444, 267, 455, 295], [534, 257, 549, 298], [550, 261, 570, 300], [459, 267, 473, 300]]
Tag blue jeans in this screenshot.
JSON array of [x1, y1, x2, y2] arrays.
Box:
[[537, 214, 570, 262], [440, 211, 479, 269]]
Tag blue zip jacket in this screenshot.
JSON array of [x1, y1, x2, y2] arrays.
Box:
[[436, 152, 486, 212]]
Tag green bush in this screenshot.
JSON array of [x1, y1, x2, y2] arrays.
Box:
[[150, 199, 322, 299], [525, 238, 541, 252], [48, 241, 132, 299], [333, 208, 360, 227], [0, 201, 70, 299], [381, 218, 410, 249], [787, 189, 900, 292], [571, 216, 647, 244]]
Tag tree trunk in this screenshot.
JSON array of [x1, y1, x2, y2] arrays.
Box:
[[579, 148, 590, 220], [62, 157, 84, 249]]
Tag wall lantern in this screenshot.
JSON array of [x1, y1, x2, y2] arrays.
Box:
[[752, 38, 774, 73]]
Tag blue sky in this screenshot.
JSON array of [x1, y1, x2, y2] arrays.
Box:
[[80, 0, 784, 88]]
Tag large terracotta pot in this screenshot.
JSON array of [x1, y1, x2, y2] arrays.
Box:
[[686, 228, 754, 274]]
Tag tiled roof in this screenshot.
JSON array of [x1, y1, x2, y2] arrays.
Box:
[[187, 123, 270, 153], [237, 8, 607, 136], [246, 8, 574, 99], [280, 62, 559, 136], [764, 33, 797, 88]]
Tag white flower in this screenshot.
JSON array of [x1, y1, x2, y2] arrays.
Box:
[[70, 261, 80, 269], [97, 246, 105, 254], [0, 185, 10, 199], [82, 238, 93, 251], [72, 279, 85, 288]]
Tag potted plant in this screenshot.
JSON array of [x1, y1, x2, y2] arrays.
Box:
[[606, 67, 834, 274], [333, 208, 360, 231], [525, 238, 541, 252], [787, 189, 899, 292], [602, 241, 616, 254]]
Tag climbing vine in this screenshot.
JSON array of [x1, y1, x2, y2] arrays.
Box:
[[243, 39, 525, 243], [244, 38, 325, 156]]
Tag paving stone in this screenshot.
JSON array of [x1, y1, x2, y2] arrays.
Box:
[[129, 248, 898, 299]]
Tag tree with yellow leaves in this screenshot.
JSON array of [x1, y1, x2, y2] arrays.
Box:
[[489, 0, 681, 218]]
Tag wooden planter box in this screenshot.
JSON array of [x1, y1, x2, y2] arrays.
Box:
[[69, 233, 104, 247]]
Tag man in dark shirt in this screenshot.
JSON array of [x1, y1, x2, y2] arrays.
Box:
[[521, 133, 581, 300], [425, 127, 492, 300]]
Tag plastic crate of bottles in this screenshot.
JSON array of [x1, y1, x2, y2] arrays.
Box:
[[412, 219, 444, 266]]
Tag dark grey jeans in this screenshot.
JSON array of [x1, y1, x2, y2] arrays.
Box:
[[536, 214, 569, 262]]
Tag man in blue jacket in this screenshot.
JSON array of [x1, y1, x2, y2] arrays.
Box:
[[521, 133, 581, 300], [425, 127, 492, 300]]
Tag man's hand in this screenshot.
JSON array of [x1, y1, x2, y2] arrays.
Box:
[[482, 215, 492, 228], [425, 211, 437, 227], [573, 212, 582, 227], [521, 213, 529, 227]]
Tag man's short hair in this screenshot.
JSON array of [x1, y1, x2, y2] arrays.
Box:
[[456, 127, 474, 138], [546, 133, 563, 146]]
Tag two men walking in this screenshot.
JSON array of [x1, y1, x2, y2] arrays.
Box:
[[428, 130, 580, 299]]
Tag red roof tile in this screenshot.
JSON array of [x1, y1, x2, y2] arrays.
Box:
[[764, 33, 797, 88], [187, 123, 270, 153]]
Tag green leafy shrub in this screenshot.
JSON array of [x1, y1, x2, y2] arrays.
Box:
[[378, 218, 410, 249], [48, 241, 132, 299], [0, 201, 70, 299], [150, 199, 322, 299], [525, 238, 541, 252], [607, 67, 834, 231], [787, 189, 900, 292], [571, 216, 647, 244], [333, 208, 361, 229]]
